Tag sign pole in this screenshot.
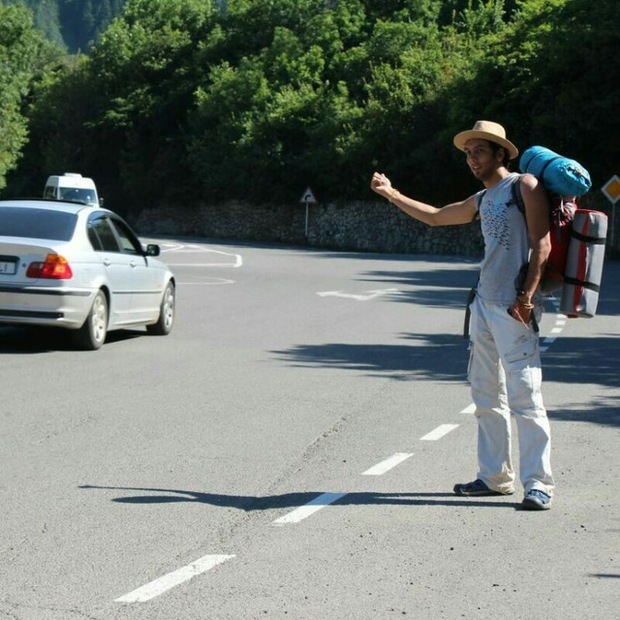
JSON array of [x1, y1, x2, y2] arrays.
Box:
[[299, 187, 317, 241]]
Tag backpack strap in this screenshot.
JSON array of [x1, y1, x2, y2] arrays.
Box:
[[563, 275, 601, 292], [463, 284, 477, 339], [478, 177, 524, 214], [471, 189, 486, 221], [511, 175, 526, 216], [509, 176, 539, 333], [463, 191, 485, 336]]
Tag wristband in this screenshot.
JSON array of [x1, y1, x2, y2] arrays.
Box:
[[517, 300, 535, 310], [516, 289, 533, 309]]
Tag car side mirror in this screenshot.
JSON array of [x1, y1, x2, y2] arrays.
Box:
[[145, 244, 160, 257]]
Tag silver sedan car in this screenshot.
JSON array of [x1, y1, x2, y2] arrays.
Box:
[[0, 199, 175, 350]]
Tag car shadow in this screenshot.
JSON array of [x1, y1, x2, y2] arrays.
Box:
[[0, 326, 145, 353]]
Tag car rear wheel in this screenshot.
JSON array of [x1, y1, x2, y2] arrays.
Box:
[[74, 290, 108, 350], [146, 280, 175, 336]]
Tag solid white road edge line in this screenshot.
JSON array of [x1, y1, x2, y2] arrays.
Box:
[[420, 424, 459, 441], [115, 554, 235, 603], [180, 279, 235, 285], [362, 453, 414, 476], [159, 243, 243, 267], [272, 492, 347, 526], [165, 262, 240, 267]]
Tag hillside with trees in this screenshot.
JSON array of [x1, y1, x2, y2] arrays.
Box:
[[1, 0, 618, 227], [1, 0, 126, 52], [0, 4, 62, 191]]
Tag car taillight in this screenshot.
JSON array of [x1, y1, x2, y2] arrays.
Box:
[[26, 254, 73, 279]]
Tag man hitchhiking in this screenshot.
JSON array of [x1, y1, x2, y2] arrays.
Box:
[[370, 120, 554, 510]]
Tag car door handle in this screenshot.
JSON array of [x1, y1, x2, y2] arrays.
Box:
[[103, 258, 111, 266], [129, 260, 137, 268]]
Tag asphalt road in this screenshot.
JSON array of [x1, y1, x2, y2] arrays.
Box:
[[1, 239, 618, 620]]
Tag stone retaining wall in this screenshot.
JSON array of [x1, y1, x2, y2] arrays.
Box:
[[135, 193, 619, 258], [135, 200, 486, 257]]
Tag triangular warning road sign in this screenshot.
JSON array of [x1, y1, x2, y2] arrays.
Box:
[[300, 187, 317, 204]]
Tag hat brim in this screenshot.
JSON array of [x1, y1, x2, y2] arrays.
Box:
[[453, 130, 519, 160]]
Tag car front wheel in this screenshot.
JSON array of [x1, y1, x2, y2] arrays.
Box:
[[74, 289, 108, 350], [147, 280, 175, 336]]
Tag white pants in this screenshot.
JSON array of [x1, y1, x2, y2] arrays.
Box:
[[468, 295, 554, 496]]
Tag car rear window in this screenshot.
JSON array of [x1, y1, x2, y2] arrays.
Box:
[[0, 207, 77, 241]]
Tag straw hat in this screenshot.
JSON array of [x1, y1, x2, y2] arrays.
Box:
[[453, 120, 519, 160]]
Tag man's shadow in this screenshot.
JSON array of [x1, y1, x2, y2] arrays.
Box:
[[80, 485, 519, 510]]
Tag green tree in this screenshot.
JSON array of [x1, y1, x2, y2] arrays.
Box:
[[1, 0, 128, 52], [188, 0, 372, 202], [59, 0, 128, 52], [442, 0, 620, 188], [68, 0, 216, 209], [0, 4, 58, 191], [8, 0, 618, 214], [1, 0, 65, 48]]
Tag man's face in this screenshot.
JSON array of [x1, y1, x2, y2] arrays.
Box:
[[463, 139, 503, 181]]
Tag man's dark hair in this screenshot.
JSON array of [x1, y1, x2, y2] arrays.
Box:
[[489, 141, 511, 168]]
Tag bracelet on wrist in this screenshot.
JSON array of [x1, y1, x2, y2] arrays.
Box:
[[517, 300, 535, 310]]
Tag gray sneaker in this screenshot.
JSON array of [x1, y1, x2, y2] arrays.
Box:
[[522, 489, 552, 510], [453, 478, 513, 496]]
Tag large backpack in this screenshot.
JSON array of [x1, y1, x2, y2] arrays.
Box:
[[511, 179, 576, 294], [516, 146, 607, 316], [465, 147, 607, 336]]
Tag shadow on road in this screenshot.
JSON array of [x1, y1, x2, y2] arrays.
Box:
[[272, 333, 468, 381], [273, 258, 620, 428], [80, 484, 519, 510], [0, 325, 146, 353], [272, 328, 619, 427]]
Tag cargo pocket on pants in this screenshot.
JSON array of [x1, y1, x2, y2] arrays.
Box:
[[504, 334, 537, 372]]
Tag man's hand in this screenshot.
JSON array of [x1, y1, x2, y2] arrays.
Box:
[[370, 172, 394, 200], [508, 300, 533, 326]]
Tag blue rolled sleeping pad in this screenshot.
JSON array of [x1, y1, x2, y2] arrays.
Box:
[[519, 145, 591, 196]]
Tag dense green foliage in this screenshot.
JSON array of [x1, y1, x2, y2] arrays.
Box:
[[1, 0, 127, 52], [2, 0, 619, 214], [0, 4, 61, 191]]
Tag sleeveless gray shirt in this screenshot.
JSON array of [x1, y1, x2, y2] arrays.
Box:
[[475, 173, 532, 305]]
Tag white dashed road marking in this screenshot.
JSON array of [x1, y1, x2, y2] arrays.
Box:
[[420, 424, 460, 441], [362, 453, 414, 476], [115, 554, 235, 603], [272, 492, 348, 526], [158, 243, 243, 267], [540, 299, 567, 352], [109, 282, 573, 601]]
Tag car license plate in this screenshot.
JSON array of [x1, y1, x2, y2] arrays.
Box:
[[0, 259, 17, 275]]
